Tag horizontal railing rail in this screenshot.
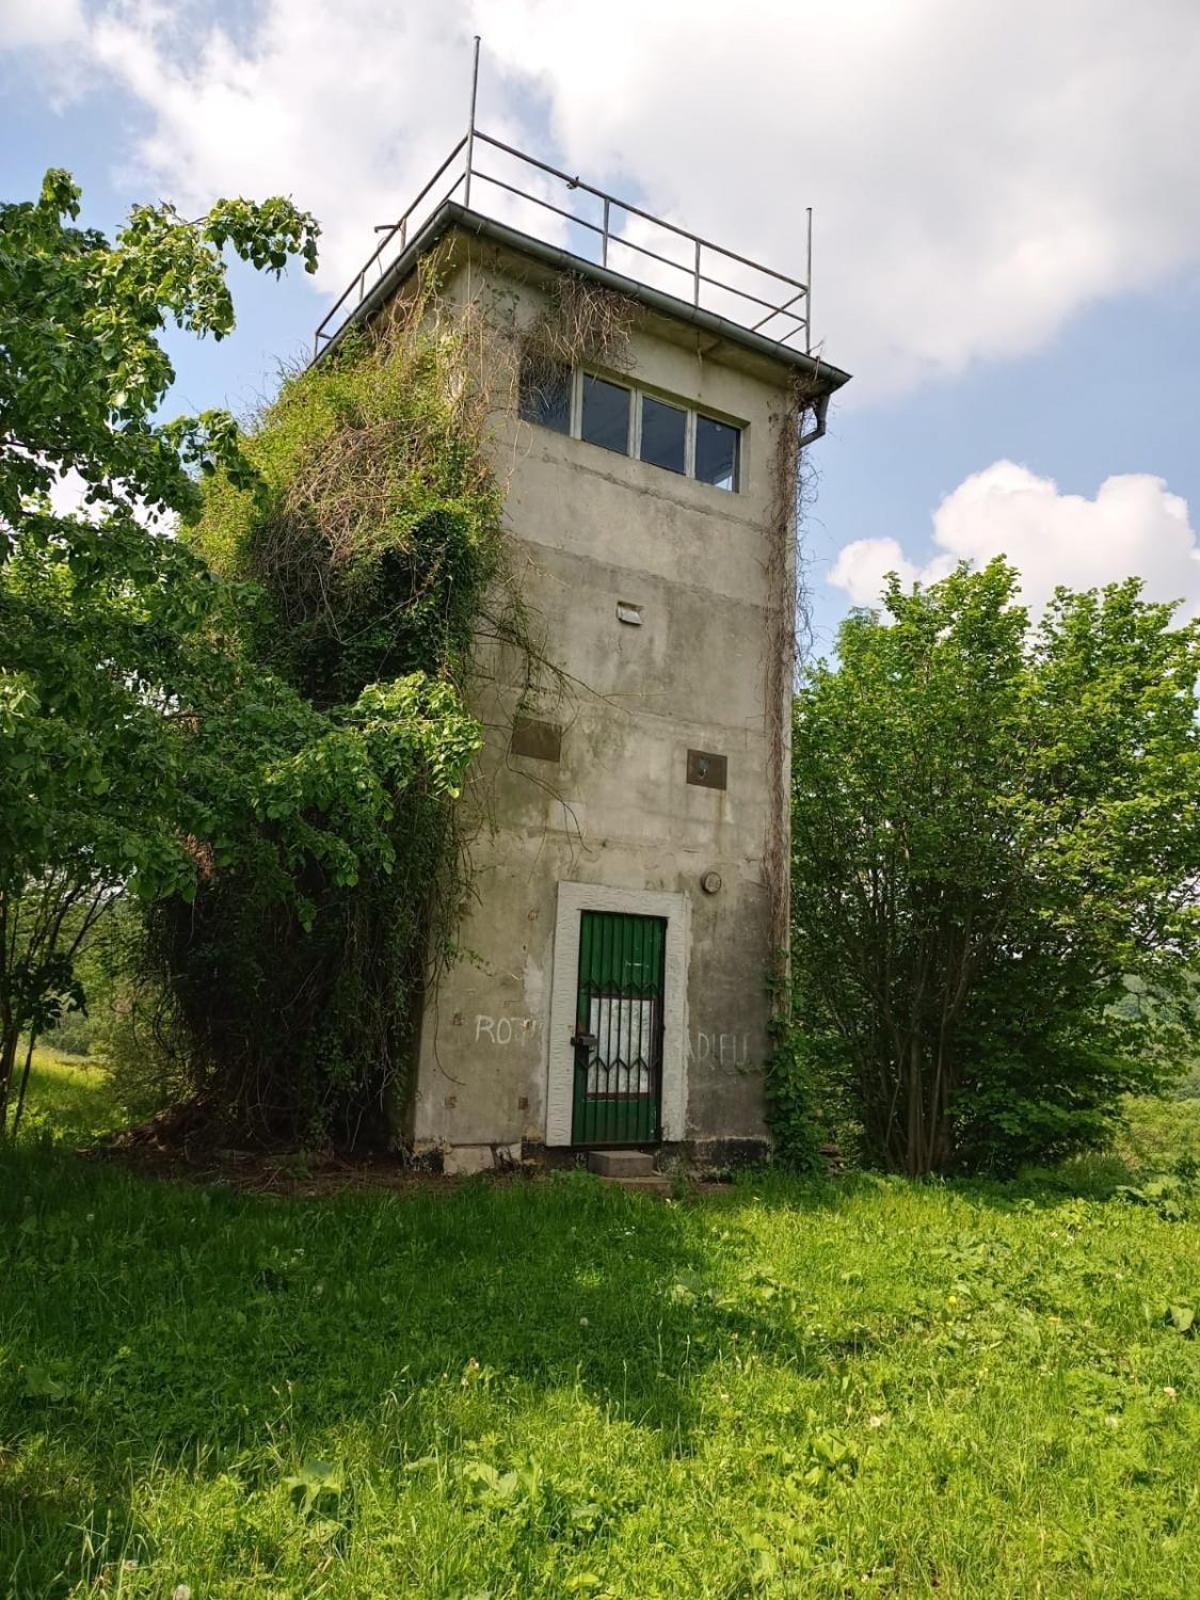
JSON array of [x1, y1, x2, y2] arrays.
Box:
[[314, 124, 812, 361]]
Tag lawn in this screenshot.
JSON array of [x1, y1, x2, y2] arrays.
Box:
[[2, 1067, 1200, 1598], [4, 1051, 128, 1148]]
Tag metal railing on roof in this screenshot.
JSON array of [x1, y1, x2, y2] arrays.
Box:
[[314, 39, 813, 362]]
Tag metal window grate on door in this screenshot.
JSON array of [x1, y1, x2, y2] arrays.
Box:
[[571, 910, 666, 1147]]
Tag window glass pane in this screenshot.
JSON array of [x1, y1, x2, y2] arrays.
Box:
[[518, 358, 571, 434], [587, 996, 653, 1091], [639, 395, 687, 474], [581, 374, 630, 454], [695, 414, 740, 490]]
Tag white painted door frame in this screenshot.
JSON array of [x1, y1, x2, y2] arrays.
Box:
[[544, 881, 690, 1146]]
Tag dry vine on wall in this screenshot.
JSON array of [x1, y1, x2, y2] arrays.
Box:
[[138, 261, 642, 1148], [764, 374, 824, 981], [124, 265, 543, 1149]]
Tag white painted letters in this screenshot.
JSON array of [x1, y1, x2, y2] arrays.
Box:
[[688, 1029, 750, 1066], [476, 1013, 749, 1066], [474, 1014, 539, 1046]]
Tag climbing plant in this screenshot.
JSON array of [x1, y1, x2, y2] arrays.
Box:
[[138, 273, 517, 1145], [516, 273, 634, 416]]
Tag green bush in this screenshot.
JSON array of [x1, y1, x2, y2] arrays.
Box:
[[39, 1017, 93, 1058], [782, 560, 1200, 1175]]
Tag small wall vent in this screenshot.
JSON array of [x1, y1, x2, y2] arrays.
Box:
[[687, 749, 727, 790], [511, 717, 562, 762]]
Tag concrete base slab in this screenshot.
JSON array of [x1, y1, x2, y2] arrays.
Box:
[[442, 1143, 521, 1176], [587, 1149, 656, 1178]]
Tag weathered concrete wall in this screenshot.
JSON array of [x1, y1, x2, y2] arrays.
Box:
[[410, 233, 798, 1163]]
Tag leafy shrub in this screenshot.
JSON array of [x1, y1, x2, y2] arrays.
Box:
[[782, 560, 1200, 1175], [766, 1018, 845, 1173], [39, 1017, 93, 1059]]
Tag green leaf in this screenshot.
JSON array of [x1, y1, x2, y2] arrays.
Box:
[[1165, 1304, 1195, 1335]]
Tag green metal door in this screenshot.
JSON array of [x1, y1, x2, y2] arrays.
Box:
[[571, 910, 666, 1147]]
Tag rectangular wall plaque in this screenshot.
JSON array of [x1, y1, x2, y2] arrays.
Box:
[[511, 716, 562, 762], [687, 749, 727, 790]]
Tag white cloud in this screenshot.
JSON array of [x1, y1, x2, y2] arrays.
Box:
[[4, 0, 1200, 395], [829, 537, 922, 607], [40, 465, 173, 533], [829, 461, 1200, 616], [0, 0, 84, 48], [46, 467, 89, 517], [86, 1, 480, 288]]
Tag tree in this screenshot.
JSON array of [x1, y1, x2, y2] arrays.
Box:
[[1, 172, 487, 1141], [1, 172, 320, 1129], [784, 559, 1200, 1176], [0, 173, 293, 1127]]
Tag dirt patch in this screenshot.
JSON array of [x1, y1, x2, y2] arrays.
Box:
[[81, 1139, 494, 1198], [81, 1140, 734, 1201], [77, 1104, 734, 1199]]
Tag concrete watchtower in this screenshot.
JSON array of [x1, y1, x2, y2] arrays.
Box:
[[315, 47, 849, 1172]]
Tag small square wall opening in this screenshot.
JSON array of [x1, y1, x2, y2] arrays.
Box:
[[512, 716, 562, 762], [687, 749, 727, 790]]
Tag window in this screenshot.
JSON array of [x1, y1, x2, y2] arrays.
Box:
[[695, 414, 739, 491], [639, 395, 687, 475], [520, 363, 744, 492], [585, 996, 655, 1093], [518, 358, 571, 434], [581, 374, 631, 454]]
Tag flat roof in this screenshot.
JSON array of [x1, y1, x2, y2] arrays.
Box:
[[313, 200, 852, 396]]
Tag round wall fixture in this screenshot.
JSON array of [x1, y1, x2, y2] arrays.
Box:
[[700, 869, 723, 895]]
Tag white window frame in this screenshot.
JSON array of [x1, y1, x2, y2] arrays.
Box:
[[638, 390, 690, 479], [577, 370, 634, 457], [564, 367, 742, 492], [693, 407, 742, 493], [544, 881, 690, 1147]]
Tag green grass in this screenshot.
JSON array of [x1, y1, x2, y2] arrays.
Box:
[[1116, 1094, 1200, 1175], [7, 1050, 127, 1147], [3, 1071, 1200, 1598]]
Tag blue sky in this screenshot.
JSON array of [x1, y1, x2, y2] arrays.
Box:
[[4, 0, 1200, 653], [809, 269, 1200, 646]]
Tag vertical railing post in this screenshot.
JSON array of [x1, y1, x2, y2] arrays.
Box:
[[693, 238, 701, 306], [463, 35, 481, 209], [601, 197, 610, 269], [806, 206, 813, 353]]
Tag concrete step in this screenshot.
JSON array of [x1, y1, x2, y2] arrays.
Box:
[[587, 1149, 656, 1178], [599, 1174, 671, 1195]]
